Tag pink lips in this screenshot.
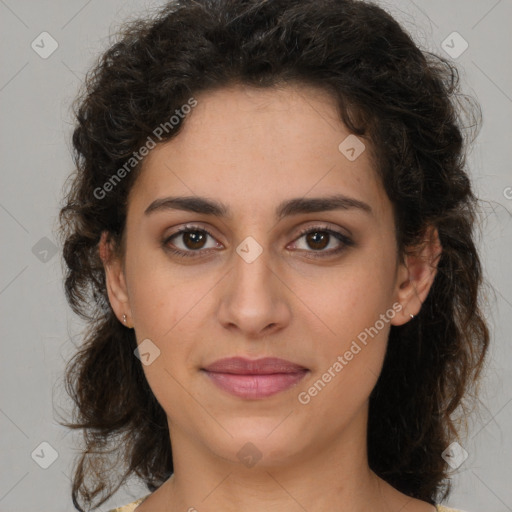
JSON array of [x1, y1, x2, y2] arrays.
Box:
[[202, 357, 309, 399]]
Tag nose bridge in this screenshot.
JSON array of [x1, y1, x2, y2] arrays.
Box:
[[230, 209, 274, 284], [231, 233, 274, 304], [216, 230, 290, 336]]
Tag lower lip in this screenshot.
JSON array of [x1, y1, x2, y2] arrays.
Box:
[[202, 370, 308, 399]]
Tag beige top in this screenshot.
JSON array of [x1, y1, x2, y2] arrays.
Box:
[[108, 495, 466, 512]]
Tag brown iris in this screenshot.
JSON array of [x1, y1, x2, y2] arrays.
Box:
[[183, 231, 207, 250], [306, 231, 329, 250]]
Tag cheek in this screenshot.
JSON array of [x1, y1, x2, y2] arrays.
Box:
[[125, 245, 196, 337], [304, 283, 392, 384], [294, 251, 397, 401], [295, 272, 394, 421], [125, 251, 210, 375], [298, 257, 396, 343], [129, 280, 199, 418]]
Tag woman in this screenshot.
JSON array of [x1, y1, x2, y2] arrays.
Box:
[[58, 1, 489, 511]]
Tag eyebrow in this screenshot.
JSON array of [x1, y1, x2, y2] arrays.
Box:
[[144, 194, 372, 220]]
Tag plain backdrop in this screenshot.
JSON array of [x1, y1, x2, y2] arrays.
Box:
[[1, 0, 511, 511]]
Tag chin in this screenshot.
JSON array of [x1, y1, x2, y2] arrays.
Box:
[[205, 417, 308, 468]]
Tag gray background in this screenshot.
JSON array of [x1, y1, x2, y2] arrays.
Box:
[[1, 0, 511, 511]]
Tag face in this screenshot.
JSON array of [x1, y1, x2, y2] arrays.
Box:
[[102, 83, 437, 470]]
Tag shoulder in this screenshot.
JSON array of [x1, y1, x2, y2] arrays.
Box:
[[107, 495, 150, 512], [106, 498, 466, 512]]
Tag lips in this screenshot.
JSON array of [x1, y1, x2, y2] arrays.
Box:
[[203, 356, 307, 374], [202, 357, 309, 399]]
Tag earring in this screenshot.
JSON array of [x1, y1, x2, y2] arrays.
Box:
[[410, 314, 415, 319], [122, 314, 134, 329]]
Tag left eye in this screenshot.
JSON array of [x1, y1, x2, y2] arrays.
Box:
[[163, 225, 353, 258], [290, 227, 354, 256]]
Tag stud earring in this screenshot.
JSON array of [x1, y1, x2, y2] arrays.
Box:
[[122, 314, 134, 329], [410, 314, 415, 319]]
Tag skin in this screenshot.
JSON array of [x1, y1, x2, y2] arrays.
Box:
[[100, 83, 442, 512]]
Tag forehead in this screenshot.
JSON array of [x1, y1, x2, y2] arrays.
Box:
[[127, 83, 390, 223]]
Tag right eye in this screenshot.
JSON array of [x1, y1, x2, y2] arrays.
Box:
[[163, 225, 223, 258]]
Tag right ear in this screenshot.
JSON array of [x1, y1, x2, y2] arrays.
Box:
[[98, 231, 133, 326]]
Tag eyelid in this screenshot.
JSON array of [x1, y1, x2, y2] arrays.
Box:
[[162, 222, 354, 258], [293, 221, 353, 240], [163, 224, 222, 256], [288, 224, 354, 255]]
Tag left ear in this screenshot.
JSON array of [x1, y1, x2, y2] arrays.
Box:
[[391, 225, 442, 326]]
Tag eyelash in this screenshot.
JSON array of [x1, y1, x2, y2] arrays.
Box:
[[162, 224, 354, 259]]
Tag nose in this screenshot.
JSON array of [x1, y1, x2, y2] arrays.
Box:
[[216, 241, 291, 339]]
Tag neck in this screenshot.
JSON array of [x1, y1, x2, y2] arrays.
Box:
[[156, 405, 396, 512]]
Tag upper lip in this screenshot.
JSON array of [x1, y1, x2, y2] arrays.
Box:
[[202, 357, 308, 375]]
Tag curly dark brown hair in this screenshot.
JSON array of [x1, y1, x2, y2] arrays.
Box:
[[57, 0, 489, 510]]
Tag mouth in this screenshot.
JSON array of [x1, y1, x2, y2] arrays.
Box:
[[201, 357, 309, 399]]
